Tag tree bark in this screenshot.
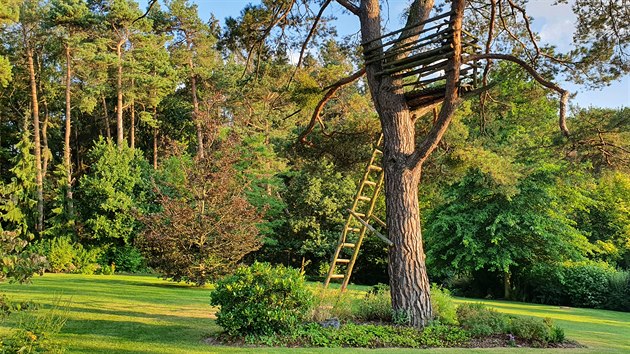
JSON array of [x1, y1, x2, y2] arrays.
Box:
[[26, 44, 44, 234], [64, 44, 73, 213], [116, 39, 124, 147], [130, 100, 135, 149], [153, 106, 158, 169], [102, 95, 111, 139]]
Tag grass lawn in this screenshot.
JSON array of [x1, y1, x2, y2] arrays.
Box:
[[1, 273, 629, 353]]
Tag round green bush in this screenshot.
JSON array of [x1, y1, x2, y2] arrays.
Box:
[[563, 261, 614, 308], [210, 262, 313, 336]]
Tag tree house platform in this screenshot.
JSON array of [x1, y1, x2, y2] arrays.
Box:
[[362, 11, 482, 110]]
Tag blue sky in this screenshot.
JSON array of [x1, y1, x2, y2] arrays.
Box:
[[148, 0, 629, 109]]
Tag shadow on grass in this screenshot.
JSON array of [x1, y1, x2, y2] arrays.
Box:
[[65, 304, 213, 322]]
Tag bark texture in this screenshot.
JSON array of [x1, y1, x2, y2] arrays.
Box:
[[64, 44, 73, 211], [26, 44, 44, 234]]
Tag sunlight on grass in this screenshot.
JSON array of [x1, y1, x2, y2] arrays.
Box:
[[1, 273, 629, 353]]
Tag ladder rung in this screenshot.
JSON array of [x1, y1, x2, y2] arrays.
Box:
[[358, 195, 371, 202], [374, 149, 383, 154], [330, 274, 345, 279], [336, 258, 350, 264], [342, 243, 356, 248], [351, 212, 365, 218], [364, 180, 377, 187], [347, 227, 362, 233], [369, 165, 383, 172]]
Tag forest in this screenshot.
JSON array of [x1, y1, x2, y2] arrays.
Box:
[[0, 0, 629, 344]]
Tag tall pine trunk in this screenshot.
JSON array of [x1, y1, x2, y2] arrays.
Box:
[[64, 44, 73, 213], [102, 95, 111, 139], [116, 39, 124, 147], [153, 106, 158, 169], [26, 45, 44, 234], [130, 100, 135, 149]]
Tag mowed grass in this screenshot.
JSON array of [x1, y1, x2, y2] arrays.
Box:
[[0, 274, 628, 354]]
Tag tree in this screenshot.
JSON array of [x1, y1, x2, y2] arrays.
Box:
[[18, 0, 45, 234], [426, 167, 589, 299], [139, 139, 262, 286], [166, 0, 219, 159], [47, 0, 91, 220], [249, 0, 629, 326]]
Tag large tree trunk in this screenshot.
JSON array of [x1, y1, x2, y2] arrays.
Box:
[[116, 39, 124, 147], [64, 44, 73, 213], [26, 45, 44, 234], [357, 0, 462, 327], [385, 163, 432, 326]]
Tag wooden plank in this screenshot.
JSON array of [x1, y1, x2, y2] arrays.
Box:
[[348, 209, 394, 247], [364, 25, 452, 61], [377, 51, 453, 76], [361, 11, 454, 47], [364, 27, 453, 65]]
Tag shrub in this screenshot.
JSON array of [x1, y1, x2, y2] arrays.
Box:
[[456, 303, 509, 337], [605, 271, 630, 311], [431, 284, 458, 325], [210, 262, 313, 336], [516, 262, 566, 305], [508, 316, 552, 345], [106, 246, 145, 273], [563, 261, 614, 308], [0, 231, 46, 283], [354, 284, 392, 322], [47, 237, 75, 273], [139, 148, 262, 286], [72, 245, 101, 275]]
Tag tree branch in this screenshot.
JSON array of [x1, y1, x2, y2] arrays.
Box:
[[133, 0, 157, 25], [464, 53, 570, 138], [298, 68, 366, 146], [335, 0, 359, 16]]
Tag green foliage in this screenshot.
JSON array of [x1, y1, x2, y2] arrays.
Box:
[[310, 288, 354, 322], [249, 322, 469, 348], [606, 271, 630, 311], [106, 246, 145, 273], [210, 262, 313, 336], [456, 303, 565, 344], [77, 138, 152, 247], [456, 303, 509, 337], [0, 128, 37, 237], [0, 300, 68, 354], [427, 166, 589, 297], [563, 261, 616, 308], [353, 284, 392, 322], [508, 316, 564, 345], [281, 158, 356, 271], [0, 231, 46, 284], [430, 284, 458, 325], [46, 236, 75, 273]]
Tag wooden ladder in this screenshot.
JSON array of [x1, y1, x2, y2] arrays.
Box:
[[323, 134, 391, 291]]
